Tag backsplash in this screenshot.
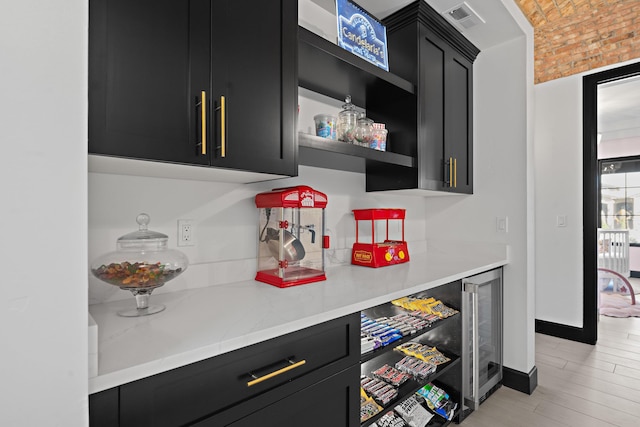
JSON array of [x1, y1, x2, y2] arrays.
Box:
[[88, 165, 429, 305]]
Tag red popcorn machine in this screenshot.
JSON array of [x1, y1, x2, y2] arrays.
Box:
[[352, 208, 409, 268], [255, 186, 329, 287]]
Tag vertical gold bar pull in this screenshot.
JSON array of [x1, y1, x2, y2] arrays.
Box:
[[220, 95, 226, 158], [449, 157, 453, 187], [200, 91, 206, 155], [453, 158, 457, 188]]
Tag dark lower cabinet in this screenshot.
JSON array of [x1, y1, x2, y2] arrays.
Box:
[[89, 314, 359, 426], [88, 387, 118, 427], [89, 0, 297, 176]]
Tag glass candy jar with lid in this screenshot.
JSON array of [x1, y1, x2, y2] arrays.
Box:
[[337, 95, 358, 143], [91, 213, 188, 317], [355, 113, 374, 147]]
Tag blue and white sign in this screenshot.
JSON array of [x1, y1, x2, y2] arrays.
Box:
[[335, 0, 389, 71]]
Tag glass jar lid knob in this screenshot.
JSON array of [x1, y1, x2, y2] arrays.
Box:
[[137, 213, 150, 231]]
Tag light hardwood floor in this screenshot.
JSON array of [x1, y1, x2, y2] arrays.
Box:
[[460, 311, 640, 426]]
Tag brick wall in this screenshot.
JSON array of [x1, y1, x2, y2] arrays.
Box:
[[515, 0, 640, 84]]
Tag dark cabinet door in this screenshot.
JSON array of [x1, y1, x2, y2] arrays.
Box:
[[89, 0, 297, 176], [89, 387, 119, 427], [210, 0, 297, 176], [89, 0, 211, 165], [444, 51, 473, 194], [420, 27, 473, 194], [418, 31, 446, 192]]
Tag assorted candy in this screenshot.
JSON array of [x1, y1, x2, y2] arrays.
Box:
[[416, 383, 458, 421], [361, 387, 383, 422], [361, 376, 399, 406], [360, 313, 404, 354], [391, 296, 459, 319], [394, 343, 451, 365], [395, 356, 437, 379], [394, 395, 434, 427], [361, 294, 459, 425], [370, 411, 407, 427], [372, 364, 412, 387]]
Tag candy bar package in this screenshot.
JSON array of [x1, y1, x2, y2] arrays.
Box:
[[416, 383, 458, 420], [376, 411, 408, 427], [395, 355, 437, 379], [361, 313, 404, 347], [361, 333, 378, 354], [372, 364, 412, 386], [394, 396, 433, 427], [391, 295, 458, 319], [361, 375, 399, 406], [394, 342, 450, 365], [361, 387, 383, 422]]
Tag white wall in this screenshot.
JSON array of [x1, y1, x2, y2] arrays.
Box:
[[88, 166, 429, 304], [534, 58, 640, 327], [0, 1, 88, 426], [422, 34, 534, 373]]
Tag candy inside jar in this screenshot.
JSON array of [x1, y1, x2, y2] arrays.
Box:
[[337, 95, 358, 143], [355, 113, 374, 147], [371, 123, 388, 151]]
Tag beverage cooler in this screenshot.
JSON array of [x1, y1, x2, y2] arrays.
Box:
[[461, 268, 503, 415]]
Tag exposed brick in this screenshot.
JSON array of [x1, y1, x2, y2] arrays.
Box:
[[556, 0, 576, 16], [520, 0, 640, 83]]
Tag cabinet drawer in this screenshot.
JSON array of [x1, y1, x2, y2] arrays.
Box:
[[119, 313, 359, 427], [196, 364, 361, 427]]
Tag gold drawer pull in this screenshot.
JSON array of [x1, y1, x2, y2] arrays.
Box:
[[220, 95, 226, 158], [453, 157, 457, 188], [201, 91, 207, 155], [247, 359, 306, 387]]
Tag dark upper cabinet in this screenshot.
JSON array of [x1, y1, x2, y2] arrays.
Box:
[[367, 1, 478, 194], [89, 0, 297, 177], [420, 25, 474, 194]]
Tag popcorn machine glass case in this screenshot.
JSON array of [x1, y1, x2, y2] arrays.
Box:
[[352, 208, 409, 267], [255, 186, 328, 287]]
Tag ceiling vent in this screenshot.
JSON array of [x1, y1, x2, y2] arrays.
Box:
[[442, 2, 485, 32]]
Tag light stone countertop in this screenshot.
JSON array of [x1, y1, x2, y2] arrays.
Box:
[[88, 240, 508, 394]]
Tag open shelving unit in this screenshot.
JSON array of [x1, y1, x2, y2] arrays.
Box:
[[297, 26, 418, 173], [359, 282, 463, 426]]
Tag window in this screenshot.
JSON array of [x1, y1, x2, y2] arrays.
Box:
[[600, 158, 640, 245]]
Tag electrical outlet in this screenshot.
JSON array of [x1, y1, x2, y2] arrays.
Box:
[[178, 219, 195, 246]]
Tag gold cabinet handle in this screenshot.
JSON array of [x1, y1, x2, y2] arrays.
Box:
[[449, 157, 453, 187], [453, 157, 457, 188], [247, 359, 306, 387], [220, 95, 226, 158], [200, 91, 206, 155]]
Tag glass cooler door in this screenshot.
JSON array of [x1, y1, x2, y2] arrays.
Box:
[[462, 268, 503, 412]]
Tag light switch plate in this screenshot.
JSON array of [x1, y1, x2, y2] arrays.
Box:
[[496, 217, 508, 233], [557, 215, 567, 227]]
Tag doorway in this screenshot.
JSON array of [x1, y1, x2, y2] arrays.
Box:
[[583, 61, 640, 343]]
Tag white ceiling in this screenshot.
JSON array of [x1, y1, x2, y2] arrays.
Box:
[[310, 0, 640, 141], [598, 75, 640, 140], [310, 0, 524, 50]]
